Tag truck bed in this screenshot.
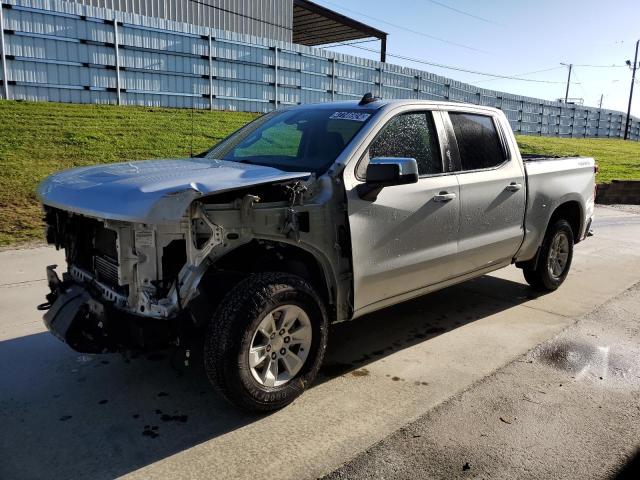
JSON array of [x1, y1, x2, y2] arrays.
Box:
[[515, 154, 596, 263], [521, 154, 586, 162]]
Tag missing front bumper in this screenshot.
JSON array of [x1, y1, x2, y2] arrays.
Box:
[[41, 265, 180, 353]]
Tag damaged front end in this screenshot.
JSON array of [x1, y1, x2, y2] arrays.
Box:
[[35, 158, 312, 353], [39, 207, 194, 353], [38, 169, 350, 354], [40, 265, 181, 353]]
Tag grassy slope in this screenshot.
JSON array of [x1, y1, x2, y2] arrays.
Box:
[[1, 100, 639, 246], [516, 135, 640, 183], [0, 101, 257, 246]]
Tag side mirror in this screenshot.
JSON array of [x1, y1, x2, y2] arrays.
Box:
[[357, 157, 419, 201]]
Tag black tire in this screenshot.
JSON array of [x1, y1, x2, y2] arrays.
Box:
[[204, 272, 328, 412], [522, 219, 574, 291]]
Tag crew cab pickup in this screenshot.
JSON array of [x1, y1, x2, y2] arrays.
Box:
[[39, 95, 596, 411]]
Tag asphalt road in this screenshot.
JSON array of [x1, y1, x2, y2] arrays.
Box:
[[0, 205, 639, 480]]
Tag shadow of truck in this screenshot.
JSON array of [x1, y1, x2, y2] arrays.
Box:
[[0, 274, 542, 480]]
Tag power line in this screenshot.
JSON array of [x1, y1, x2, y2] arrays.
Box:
[[187, 0, 291, 31], [319, 39, 380, 49], [572, 63, 627, 68], [426, 0, 499, 25], [473, 66, 565, 83], [348, 45, 574, 84], [570, 66, 589, 100], [316, 0, 487, 53]]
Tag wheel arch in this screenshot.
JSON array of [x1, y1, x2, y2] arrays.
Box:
[[195, 239, 336, 323], [548, 200, 583, 243], [516, 199, 583, 269]]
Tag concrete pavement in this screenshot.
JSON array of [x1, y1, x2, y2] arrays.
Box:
[[0, 206, 639, 480], [324, 282, 640, 479]]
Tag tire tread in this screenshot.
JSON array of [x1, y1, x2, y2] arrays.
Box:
[[204, 272, 327, 411], [522, 219, 574, 292]]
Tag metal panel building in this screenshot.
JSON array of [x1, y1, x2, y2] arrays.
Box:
[[66, 0, 294, 42], [63, 0, 389, 60]]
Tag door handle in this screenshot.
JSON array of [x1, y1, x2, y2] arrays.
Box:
[[505, 182, 522, 192], [433, 192, 457, 202]]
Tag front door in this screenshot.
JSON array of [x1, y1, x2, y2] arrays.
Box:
[[346, 109, 461, 314]]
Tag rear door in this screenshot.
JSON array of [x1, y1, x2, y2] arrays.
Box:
[[346, 108, 462, 314], [444, 110, 526, 274]]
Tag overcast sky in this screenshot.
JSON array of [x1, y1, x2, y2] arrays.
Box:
[[316, 0, 639, 116]]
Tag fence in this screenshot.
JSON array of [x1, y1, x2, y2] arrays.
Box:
[[1, 0, 639, 140]]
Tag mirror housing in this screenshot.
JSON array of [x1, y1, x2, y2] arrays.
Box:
[[357, 157, 419, 201]]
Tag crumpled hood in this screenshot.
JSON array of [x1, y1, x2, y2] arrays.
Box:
[[38, 158, 310, 223]]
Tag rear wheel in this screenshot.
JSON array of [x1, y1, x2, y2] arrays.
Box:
[[522, 219, 574, 291], [204, 272, 328, 412]]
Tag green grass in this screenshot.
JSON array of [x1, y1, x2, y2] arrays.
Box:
[[0, 100, 257, 246], [1, 100, 639, 247], [516, 135, 640, 184]]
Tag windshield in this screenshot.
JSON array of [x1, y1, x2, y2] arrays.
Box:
[[204, 108, 375, 174]]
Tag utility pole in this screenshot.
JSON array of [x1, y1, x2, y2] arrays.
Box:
[[598, 94, 603, 109], [562, 63, 573, 103], [624, 39, 639, 140]]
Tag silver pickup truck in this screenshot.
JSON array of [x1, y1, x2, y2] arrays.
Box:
[[39, 94, 596, 411]]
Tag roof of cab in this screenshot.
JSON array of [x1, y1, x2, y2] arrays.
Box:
[[287, 98, 502, 115], [287, 99, 386, 111]]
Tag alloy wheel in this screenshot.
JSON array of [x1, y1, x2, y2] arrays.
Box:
[[547, 231, 570, 280], [248, 304, 312, 387]]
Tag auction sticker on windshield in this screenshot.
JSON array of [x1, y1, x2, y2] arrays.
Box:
[[329, 112, 371, 122]]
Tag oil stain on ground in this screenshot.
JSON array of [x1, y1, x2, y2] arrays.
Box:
[[532, 339, 632, 378], [142, 425, 159, 438], [160, 413, 188, 423]]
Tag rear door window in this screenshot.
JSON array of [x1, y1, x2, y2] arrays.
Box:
[[449, 113, 505, 171]]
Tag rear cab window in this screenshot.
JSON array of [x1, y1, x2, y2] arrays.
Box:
[[448, 112, 506, 171]]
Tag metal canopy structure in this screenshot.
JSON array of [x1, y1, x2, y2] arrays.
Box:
[[292, 0, 387, 62]]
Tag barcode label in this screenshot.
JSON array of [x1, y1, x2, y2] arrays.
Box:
[[329, 112, 371, 122]]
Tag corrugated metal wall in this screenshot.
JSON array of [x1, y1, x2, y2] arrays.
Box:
[[67, 0, 293, 42], [1, 0, 639, 139]]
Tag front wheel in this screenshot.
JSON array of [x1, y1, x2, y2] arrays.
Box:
[[523, 219, 574, 291], [204, 272, 328, 412]]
